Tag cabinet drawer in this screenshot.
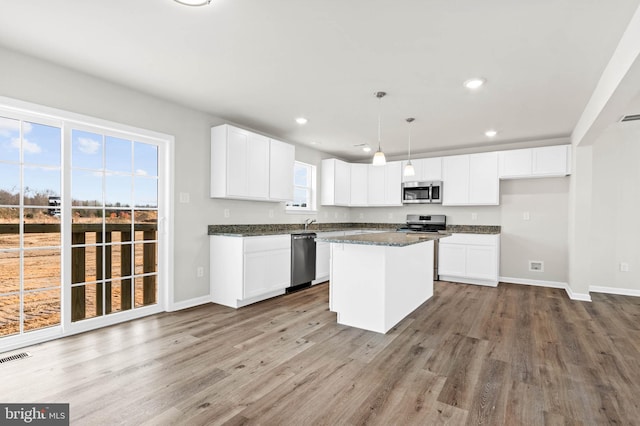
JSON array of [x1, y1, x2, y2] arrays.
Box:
[[440, 233, 499, 246], [243, 235, 291, 253]]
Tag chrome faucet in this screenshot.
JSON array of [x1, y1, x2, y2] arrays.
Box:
[[304, 218, 316, 230]]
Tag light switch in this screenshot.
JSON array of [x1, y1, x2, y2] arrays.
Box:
[[523, 211, 530, 221], [179, 192, 190, 203]]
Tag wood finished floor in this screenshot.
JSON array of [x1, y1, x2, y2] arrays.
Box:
[[2, 281, 640, 425]]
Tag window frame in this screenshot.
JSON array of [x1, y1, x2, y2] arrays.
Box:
[[286, 161, 317, 214]]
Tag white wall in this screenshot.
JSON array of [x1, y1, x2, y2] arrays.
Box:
[[500, 178, 569, 283], [589, 123, 640, 293], [350, 204, 500, 226]]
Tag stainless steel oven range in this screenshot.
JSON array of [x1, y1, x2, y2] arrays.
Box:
[[397, 214, 446, 280]]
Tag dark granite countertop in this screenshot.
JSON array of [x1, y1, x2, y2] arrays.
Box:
[[208, 223, 500, 237], [316, 231, 451, 247]]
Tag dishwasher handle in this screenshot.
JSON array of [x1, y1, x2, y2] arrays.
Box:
[[292, 234, 316, 240]]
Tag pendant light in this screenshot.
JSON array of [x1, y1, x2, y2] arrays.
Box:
[[372, 91, 387, 166], [404, 117, 416, 177]]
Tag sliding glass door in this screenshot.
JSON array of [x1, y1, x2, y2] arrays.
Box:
[[0, 102, 169, 349]]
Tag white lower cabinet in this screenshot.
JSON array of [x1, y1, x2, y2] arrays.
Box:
[[210, 234, 291, 308], [314, 241, 330, 284], [314, 231, 344, 284], [438, 233, 500, 286]]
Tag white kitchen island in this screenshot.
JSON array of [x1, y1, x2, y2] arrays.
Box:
[[316, 232, 449, 334]]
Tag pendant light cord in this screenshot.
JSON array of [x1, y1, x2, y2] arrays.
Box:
[[377, 96, 382, 151], [406, 117, 415, 161], [375, 91, 386, 152], [408, 123, 411, 160]]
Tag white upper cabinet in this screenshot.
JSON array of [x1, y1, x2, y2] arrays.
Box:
[[498, 148, 531, 178], [469, 153, 499, 205], [323, 159, 400, 207], [401, 157, 442, 182], [211, 124, 295, 202], [443, 152, 499, 206], [349, 163, 369, 206], [384, 161, 402, 205], [367, 161, 402, 206], [321, 158, 351, 206], [498, 145, 571, 179], [367, 163, 386, 206], [532, 145, 571, 176], [442, 155, 469, 205], [269, 138, 295, 201]]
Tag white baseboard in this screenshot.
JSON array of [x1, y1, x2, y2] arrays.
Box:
[[499, 276, 591, 302], [169, 295, 212, 312], [439, 275, 498, 287], [589, 286, 640, 298], [500, 276, 567, 289], [564, 286, 592, 302]]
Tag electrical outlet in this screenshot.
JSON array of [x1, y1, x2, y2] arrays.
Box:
[[179, 192, 190, 203], [529, 261, 544, 272], [359, 213, 364, 219], [388, 213, 393, 220], [523, 211, 530, 221], [620, 262, 629, 272], [268, 209, 274, 218], [471, 212, 478, 221], [335, 212, 339, 219], [196, 266, 204, 278], [224, 209, 230, 218]]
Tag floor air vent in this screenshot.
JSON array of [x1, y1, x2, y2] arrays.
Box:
[[0, 352, 32, 364], [620, 114, 640, 122]]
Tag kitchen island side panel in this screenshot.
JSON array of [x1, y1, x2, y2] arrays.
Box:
[[384, 241, 433, 332], [330, 243, 386, 333], [329, 240, 434, 334]]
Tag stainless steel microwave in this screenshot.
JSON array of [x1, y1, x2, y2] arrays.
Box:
[[402, 181, 443, 204]]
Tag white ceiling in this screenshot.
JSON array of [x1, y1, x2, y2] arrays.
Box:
[[1, 0, 639, 160]]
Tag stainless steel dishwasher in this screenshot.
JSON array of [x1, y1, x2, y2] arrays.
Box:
[[288, 233, 316, 293]]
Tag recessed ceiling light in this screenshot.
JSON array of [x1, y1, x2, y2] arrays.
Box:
[[362, 146, 372, 153], [464, 78, 486, 90], [309, 141, 320, 145], [174, 0, 211, 5], [175, 0, 211, 6], [295, 117, 308, 125], [485, 129, 498, 137]]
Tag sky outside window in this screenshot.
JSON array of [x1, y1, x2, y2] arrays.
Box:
[[71, 130, 158, 208], [0, 117, 61, 206]]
